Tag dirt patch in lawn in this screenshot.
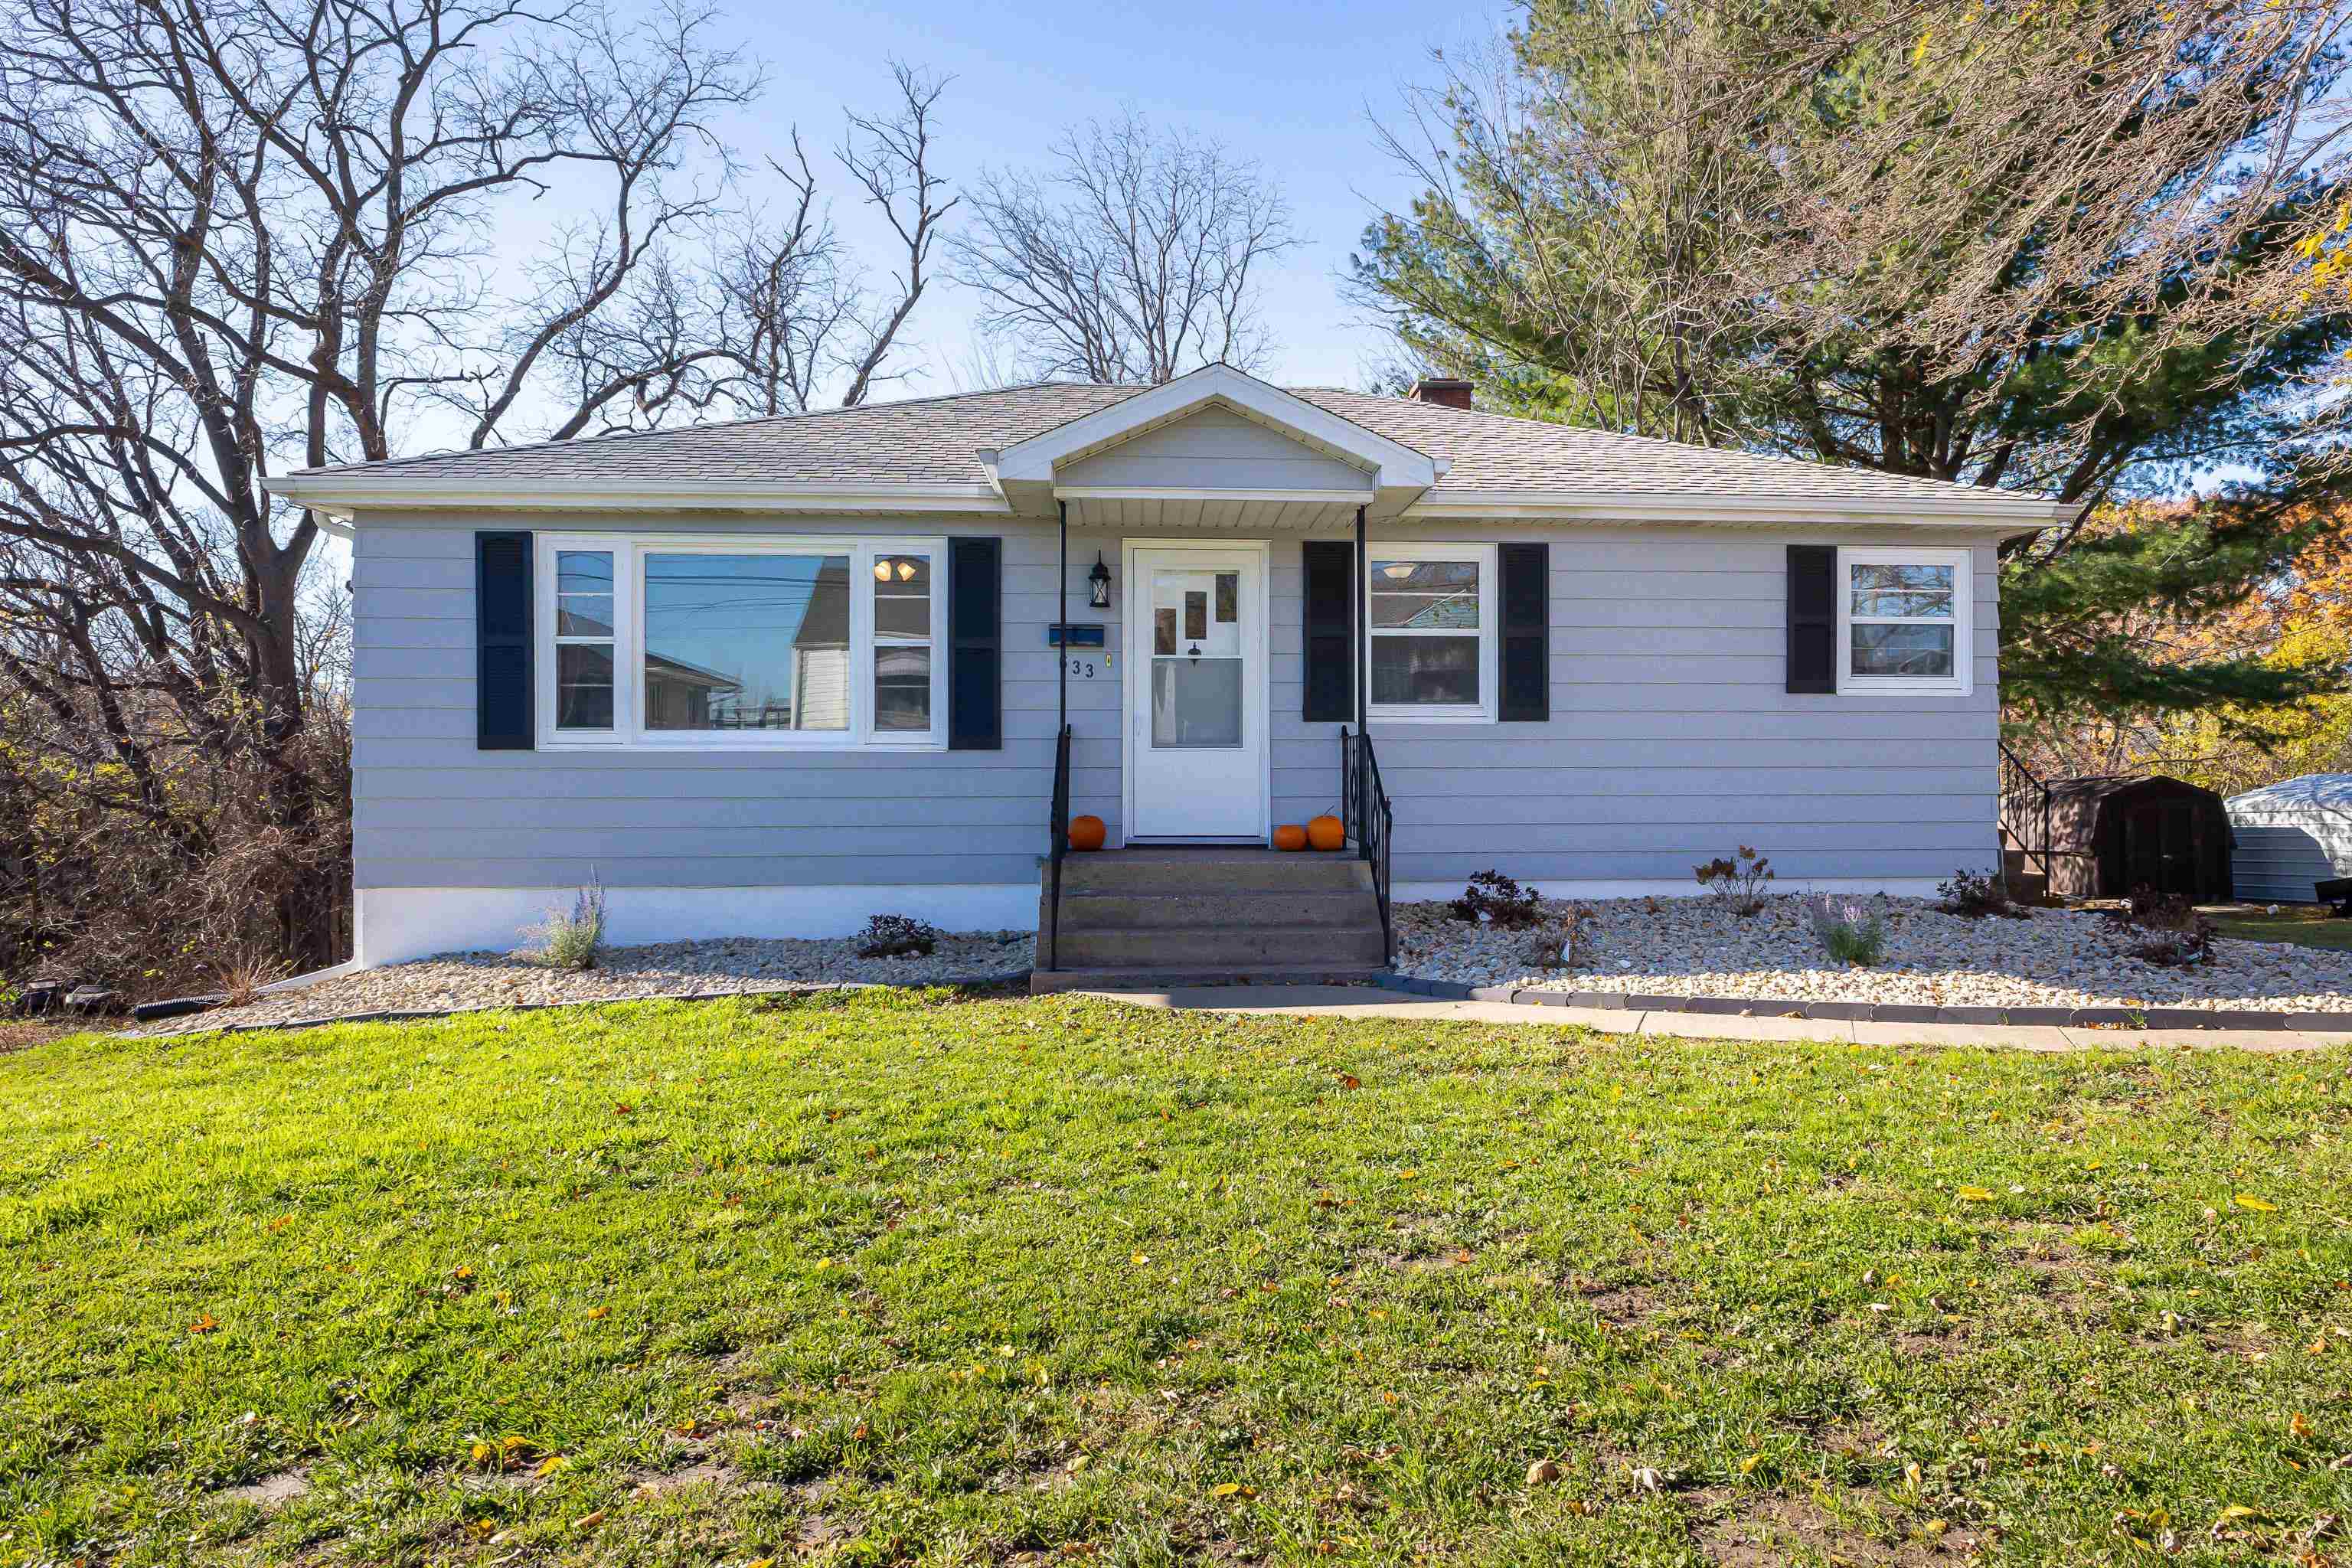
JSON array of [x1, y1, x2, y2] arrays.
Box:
[[1564, 1275, 1664, 1330], [211, 1466, 312, 1510], [1697, 1488, 1978, 1565], [0, 1019, 75, 1054], [632, 1459, 738, 1496]]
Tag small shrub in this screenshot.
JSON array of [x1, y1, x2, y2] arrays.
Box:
[[1936, 867, 2017, 919], [1557, 902, 1592, 969], [216, 952, 289, 1007], [1806, 893, 1887, 966], [858, 913, 939, 959], [1694, 847, 1774, 916], [1449, 870, 1545, 929], [2108, 886, 2211, 965], [531, 874, 606, 970]]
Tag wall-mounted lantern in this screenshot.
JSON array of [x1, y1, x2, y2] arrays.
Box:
[[1087, 551, 1113, 610]]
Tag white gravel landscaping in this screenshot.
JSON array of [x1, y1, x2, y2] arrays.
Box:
[[1395, 894, 2352, 1014], [129, 929, 1035, 1036]]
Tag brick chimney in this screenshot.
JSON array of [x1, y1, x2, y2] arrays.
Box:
[[1408, 377, 1474, 410]]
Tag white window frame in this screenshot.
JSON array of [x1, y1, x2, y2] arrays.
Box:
[[534, 531, 949, 750], [1364, 541, 1498, 724], [1835, 544, 1973, 697]]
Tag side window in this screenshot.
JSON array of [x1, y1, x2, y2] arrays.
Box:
[[552, 550, 615, 730], [871, 552, 935, 733], [1366, 544, 1496, 720], [1837, 547, 1971, 694]]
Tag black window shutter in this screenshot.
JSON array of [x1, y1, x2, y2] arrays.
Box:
[[476, 531, 534, 750], [1302, 539, 1355, 722], [1497, 541, 1550, 722], [949, 536, 1002, 750], [1786, 544, 1837, 694]]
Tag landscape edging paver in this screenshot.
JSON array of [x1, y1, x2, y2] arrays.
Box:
[[115, 969, 1037, 1037], [1374, 971, 2347, 1031]]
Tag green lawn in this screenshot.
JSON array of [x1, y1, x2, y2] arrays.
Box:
[[3, 992, 2349, 1567], [2207, 904, 2352, 952]]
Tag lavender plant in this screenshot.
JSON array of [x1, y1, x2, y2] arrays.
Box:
[[1806, 892, 1886, 967], [532, 873, 606, 971]]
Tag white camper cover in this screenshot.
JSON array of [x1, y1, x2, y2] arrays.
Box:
[[2224, 774, 2352, 902]]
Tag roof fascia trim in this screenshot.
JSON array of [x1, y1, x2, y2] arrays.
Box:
[[263, 476, 1011, 519]]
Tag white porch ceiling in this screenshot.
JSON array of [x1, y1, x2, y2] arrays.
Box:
[[1057, 494, 1367, 531]]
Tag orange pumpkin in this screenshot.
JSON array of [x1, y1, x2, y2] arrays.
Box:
[[1067, 815, 1107, 852], [1272, 823, 1308, 852], [1306, 814, 1346, 851]]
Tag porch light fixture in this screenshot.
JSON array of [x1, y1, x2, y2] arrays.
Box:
[[1381, 561, 1416, 580], [1087, 551, 1112, 609]]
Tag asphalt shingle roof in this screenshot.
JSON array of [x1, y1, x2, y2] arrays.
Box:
[[295, 381, 2049, 509]]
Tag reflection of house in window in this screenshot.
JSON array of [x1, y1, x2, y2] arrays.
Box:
[[642, 651, 740, 728], [789, 560, 850, 730], [642, 554, 850, 730]]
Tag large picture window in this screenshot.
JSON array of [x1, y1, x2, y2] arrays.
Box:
[[535, 534, 946, 748], [1836, 545, 1972, 695], [1366, 542, 1496, 721]]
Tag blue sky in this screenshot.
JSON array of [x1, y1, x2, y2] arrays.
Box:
[[712, 0, 1497, 395]]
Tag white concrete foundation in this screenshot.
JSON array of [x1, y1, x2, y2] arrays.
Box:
[[355, 884, 1040, 966]]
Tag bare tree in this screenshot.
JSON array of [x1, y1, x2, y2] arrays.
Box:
[[949, 112, 1295, 384], [710, 61, 956, 415], [0, 0, 773, 969]]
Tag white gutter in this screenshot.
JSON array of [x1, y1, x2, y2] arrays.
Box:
[[264, 472, 2073, 531], [262, 475, 1012, 520], [1405, 489, 2079, 528]]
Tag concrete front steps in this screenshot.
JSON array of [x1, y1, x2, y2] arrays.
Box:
[[1999, 834, 2053, 904], [1029, 846, 1390, 994]]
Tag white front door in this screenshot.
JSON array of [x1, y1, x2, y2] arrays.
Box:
[[1125, 543, 1268, 840]]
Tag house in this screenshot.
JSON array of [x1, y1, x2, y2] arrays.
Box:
[[269, 364, 2073, 978]]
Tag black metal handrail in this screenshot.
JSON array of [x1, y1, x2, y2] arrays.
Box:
[[1998, 740, 2054, 883], [1044, 723, 1072, 971], [1341, 726, 1394, 964]]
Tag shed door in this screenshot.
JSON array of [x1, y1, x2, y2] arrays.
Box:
[[2122, 801, 2198, 899]]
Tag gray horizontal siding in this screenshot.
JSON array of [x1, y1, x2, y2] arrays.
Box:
[[1270, 531, 2003, 884], [350, 513, 2004, 894], [1057, 407, 1370, 492], [350, 516, 1103, 890]]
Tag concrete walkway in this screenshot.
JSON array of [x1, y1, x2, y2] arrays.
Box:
[[1086, 985, 2352, 1053]]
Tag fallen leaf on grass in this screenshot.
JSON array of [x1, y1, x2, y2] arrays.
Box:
[[573, 1510, 606, 1530], [1212, 1482, 1259, 1499], [585, 1305, 609, 1320], [534, 1455, 568, 1478], [1955, 1185, 1997, 1202], [2234, 1194, 2278, 1213], [188, 1315, 220, 1334]]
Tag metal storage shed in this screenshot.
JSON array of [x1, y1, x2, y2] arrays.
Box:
[[2224, 774, 2352, 903], [2041, 775, 2233, 902]]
